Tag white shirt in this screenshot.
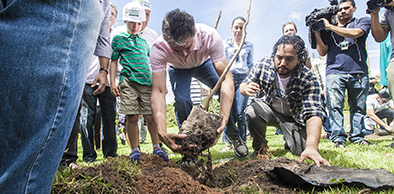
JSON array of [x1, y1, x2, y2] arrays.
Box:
[[271, 74, 291, 116], [364, 94, 394, 128]]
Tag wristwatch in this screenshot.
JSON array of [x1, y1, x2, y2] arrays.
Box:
[[99, 68, 109, 74]]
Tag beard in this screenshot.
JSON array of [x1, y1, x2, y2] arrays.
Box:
[[276, 65, 294, 77]]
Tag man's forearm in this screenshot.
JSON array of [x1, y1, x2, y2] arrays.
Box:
[[151, 90, 167, 135], [219, 74, 234, 125], [314, 31, 328, 56], [370, 12, 389, 42], [326, 24, 365, 39], [151, 72, 168, 136], [98, 56, 110, 69], [305, 116, 323, 150], [369, 112, 389, 128], [109, 60, 117, 86]]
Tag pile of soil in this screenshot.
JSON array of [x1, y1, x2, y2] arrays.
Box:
[[52, 153, 310, 193]]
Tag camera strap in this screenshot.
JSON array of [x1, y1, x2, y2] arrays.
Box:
[[331, 18, 362, 61]]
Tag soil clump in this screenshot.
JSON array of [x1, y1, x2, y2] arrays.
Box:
[[175, 106, 222, 154]]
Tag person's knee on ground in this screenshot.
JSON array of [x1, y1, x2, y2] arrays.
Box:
[[245, 104, 269, 153]]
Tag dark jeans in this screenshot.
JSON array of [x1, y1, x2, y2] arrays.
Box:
[[168, 59, 240, 139], [245, 101, 307, 156], [60, 104, 81, 169], [94, 106, 101, 149], [223, 73, 249, 143], [80, 84, 117, 162]]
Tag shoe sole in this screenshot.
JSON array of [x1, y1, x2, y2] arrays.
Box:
[[232, 146, 248, 157]]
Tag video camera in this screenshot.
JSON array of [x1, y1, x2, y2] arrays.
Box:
[[305, 0, 339, 49], [305, 0, 339, 32], [366, 0, 393, 14]]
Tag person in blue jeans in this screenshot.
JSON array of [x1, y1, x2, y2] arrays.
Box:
[[80, 3, 118, 163], [0, 0, 111, 193], [222, 16, 254, 152], [314, 0, 374, 147], [150, 9, 248, 158], [59, 2, 118, 168]]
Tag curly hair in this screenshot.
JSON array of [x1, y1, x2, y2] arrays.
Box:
[[162, 9, 196, 46], [271, 35, 308, 66]]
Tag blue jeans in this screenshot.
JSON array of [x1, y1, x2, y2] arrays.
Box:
[[168, 59, 240, 139], [80, 84, 117, 162], [322, 97, 332, 139], [326, 73, 368, 143], [223, 74, 249, 143], [0, 1, 102, 193]]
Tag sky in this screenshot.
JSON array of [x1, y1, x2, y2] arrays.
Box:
[[111, 0, 384, 78]]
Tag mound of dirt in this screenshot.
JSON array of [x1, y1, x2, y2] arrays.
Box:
[[52, 153, 308, 193]]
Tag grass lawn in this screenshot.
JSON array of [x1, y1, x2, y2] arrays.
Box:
[[72, 114, 394, 193]]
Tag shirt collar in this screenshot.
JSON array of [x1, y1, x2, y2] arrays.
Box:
[[120, 31, 140, 38]]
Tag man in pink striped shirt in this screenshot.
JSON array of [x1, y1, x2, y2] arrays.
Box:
[[150, 9, 249, 158]]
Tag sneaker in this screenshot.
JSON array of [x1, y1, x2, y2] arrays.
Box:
[[334, 141, 346, 148], [160, 146, 175, 157], [153, 147, 169, 162], [220, 146, 232, 153], [129, 151, 141, 164], [230, 136, 249, 157], [68, 162, 81, 169], [385, 143, 394, 147], [356, 140, 376, 145], [249, 150, 259, 158]]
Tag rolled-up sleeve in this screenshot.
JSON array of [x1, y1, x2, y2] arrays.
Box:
[[93, 0, 112, 59]]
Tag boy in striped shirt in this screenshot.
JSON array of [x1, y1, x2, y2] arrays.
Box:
[[109, 1, 168, 164]]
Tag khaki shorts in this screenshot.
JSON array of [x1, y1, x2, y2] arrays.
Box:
[[119, 79, 152, 115]]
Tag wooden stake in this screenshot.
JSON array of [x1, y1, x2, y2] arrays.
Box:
[[202, 0, 252, 111]]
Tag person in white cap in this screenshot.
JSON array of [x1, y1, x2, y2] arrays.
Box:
[[109, 1, 169, 164], [112, 0, 162, 150], [113, 0, 157, 47]]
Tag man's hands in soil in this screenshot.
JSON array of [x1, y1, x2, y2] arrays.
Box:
[[159, 132, 197, 154], [299, 147, 331, 167]]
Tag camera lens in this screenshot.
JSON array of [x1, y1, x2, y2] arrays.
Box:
[[376, 0, 386, 6]]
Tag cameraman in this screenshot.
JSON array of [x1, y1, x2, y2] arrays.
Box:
[[369, 0, 394, 147], [314, 0, 373, 147], [369, 1, 394, 97]]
